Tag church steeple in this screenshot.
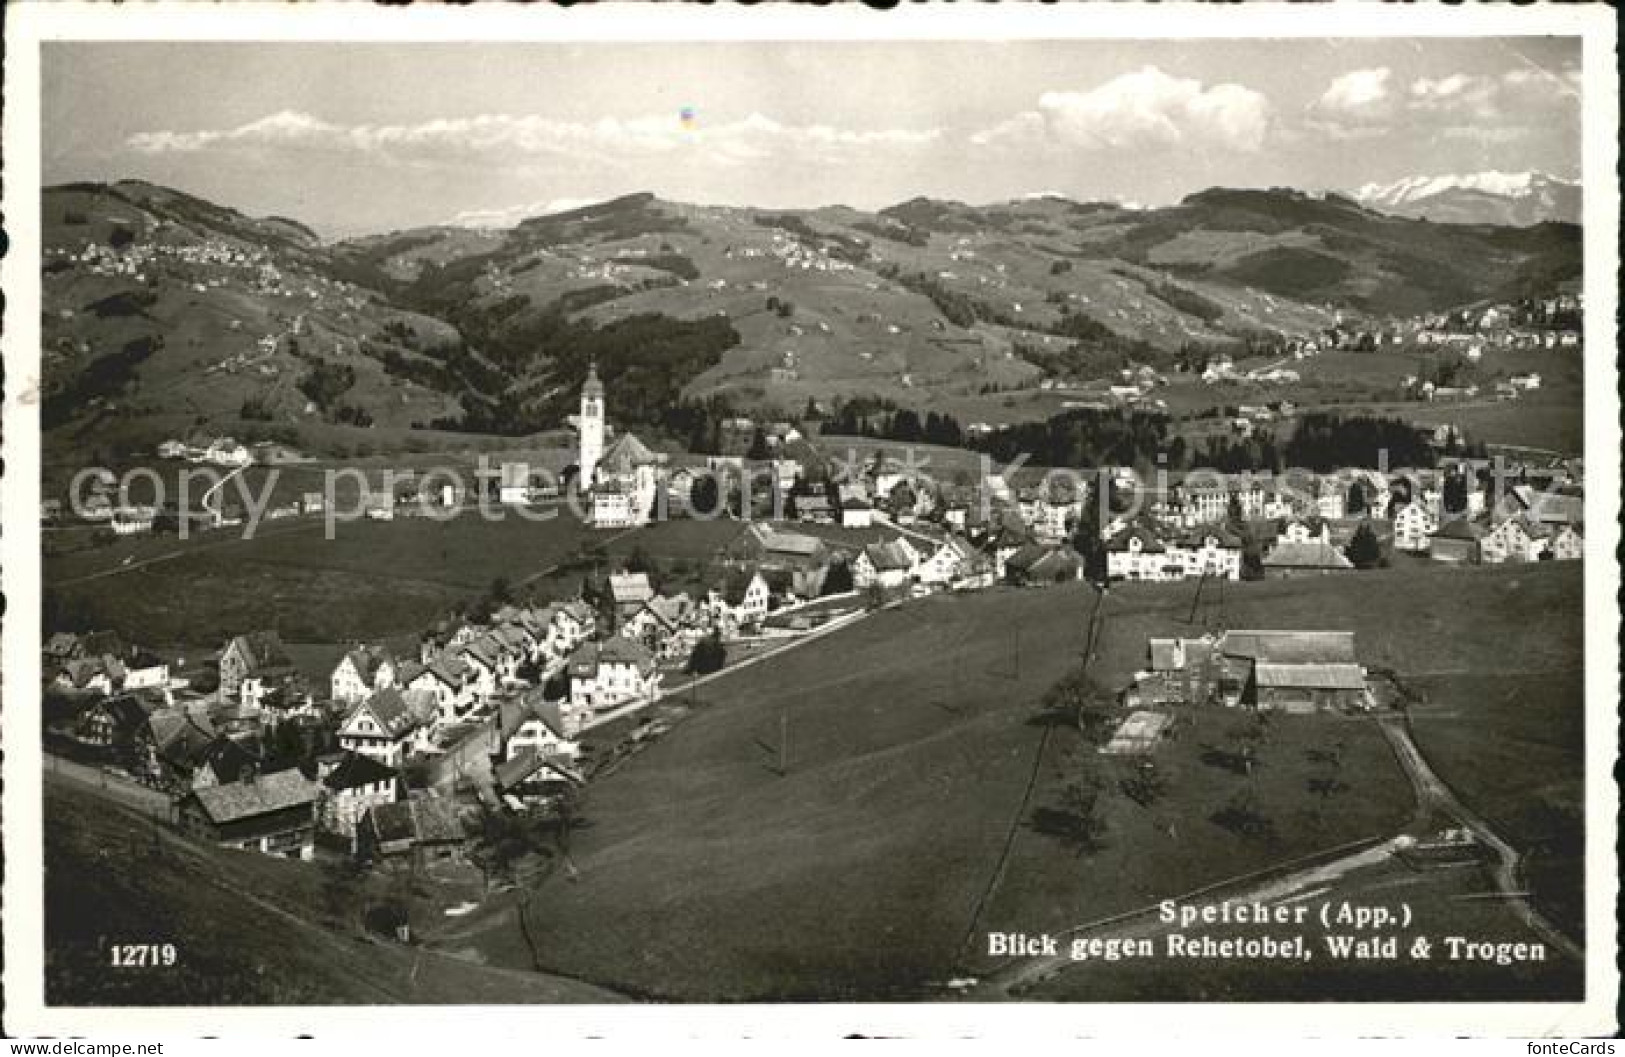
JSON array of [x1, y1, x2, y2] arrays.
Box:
[[579, 361, 605, 487]]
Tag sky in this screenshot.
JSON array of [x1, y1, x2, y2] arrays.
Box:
[[42, 38, 1583, 238]]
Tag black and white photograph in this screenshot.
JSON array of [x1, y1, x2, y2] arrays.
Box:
[[3, 2, 1618, 1040]]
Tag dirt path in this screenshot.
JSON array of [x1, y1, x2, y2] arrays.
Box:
[[1376, 715, 1581, 962]]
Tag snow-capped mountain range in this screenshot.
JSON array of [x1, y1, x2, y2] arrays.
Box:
[[1353, 171, 1580, 226]]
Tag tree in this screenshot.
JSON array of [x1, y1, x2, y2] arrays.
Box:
[[1120, 761, 1168, 809], [1442, 472, 1469, 516], [686, 632, 727, 675], [1224, 716, 1266, 776], [1030, 777, 1109, 856], [1210, 789, 1276, 842], [1346, 481, 1367, 517], [1344, 523, 1382, 570], [746, 427, 771, 461], [689, 473, 721, 518], [822, 560, 854, 596], [1241, 540, 1265, 581]]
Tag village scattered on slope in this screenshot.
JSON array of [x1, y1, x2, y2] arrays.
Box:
[[43, 346, 1587, 886]]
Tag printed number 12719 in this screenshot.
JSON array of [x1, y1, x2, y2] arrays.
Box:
[[110, 943, 178, 968]]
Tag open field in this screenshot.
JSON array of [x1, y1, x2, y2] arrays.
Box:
[[43, 781, 622, 1005], [45, 507, 897, 650], [46, 513, 606, 648], [444, 583, 1100, 999], [971, 710, 1413, 977], [439, 561, 1583, 1000]]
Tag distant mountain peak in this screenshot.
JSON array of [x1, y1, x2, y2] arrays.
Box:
[[1352, 171, 1580, 226]]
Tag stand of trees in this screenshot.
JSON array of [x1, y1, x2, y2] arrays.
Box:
[[970, 408, 1171, 470], [1284, 413, 1436, 472]]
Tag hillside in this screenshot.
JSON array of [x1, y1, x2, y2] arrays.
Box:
[[41, 180, 1581, 452], [41, 180, 466, 444], [446, 563, 1581, 1001], [43, 779, 623, 1004]]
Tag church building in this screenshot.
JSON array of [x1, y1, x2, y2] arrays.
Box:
[[578, 363, 663, 528]]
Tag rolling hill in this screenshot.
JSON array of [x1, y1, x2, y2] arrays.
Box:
[[40, 180, 1581, 455]]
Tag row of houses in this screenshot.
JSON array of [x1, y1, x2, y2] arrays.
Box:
[[1392, 484, 1585, 564]]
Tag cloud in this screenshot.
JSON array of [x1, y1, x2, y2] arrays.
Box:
[[1408, 67, 1579, 122], [1315, 68, 1394, 119], [972, 67, 1270, 154], [127, 109, 943, 169]]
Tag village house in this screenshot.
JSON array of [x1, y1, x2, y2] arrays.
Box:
[[1273, 517, 1332, 548], [1167, 528, 1244, 580], [1314, 485, 1348, 521], [67, 692, 161, 760], [455, 634, 517, 699], [567, 635, 662, 712], [853, 538, 919, 590], [120, 647, 173, 686], [1392, 502, 1439, 553], [177, 768, 322, 860], [1004, 543, 1084, 585], [1427, 519, 1484, 564], [1262, 540, 1355, 578], [622, 593, 705, 661], [1479, 516, 1539, 564], [722, 523, 832, 598], [317, 752, 401, 850], [1217, 630, 1369, 713], [548, 602, 597, 657], [1171, 480, 1264, 527], [914, 536, 981, 587], [710, 569, 772, 630], [1512, 485, 1584, 532], [1106, 523, 1177, 582], [836, 482, 875, 528], [1547, 524, 1584, 561], [496, 693, 581, 760], [329, 645, 397, 705], [402, 654, 478, 723], [52, 655, 126, 697], [493, 749, 584, 809], [793, 492, 834, 524], [976, 519, 1033, 582], [145, 706, 220, 789], [218, 631, 297, 702], [608, 571, 656, 617], [43, 631, 83, 664], [336, 686, 438, 767], [358, 796, 467, 865], [1018, 488, 1079, 543], [187, 735, 262, 791]]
